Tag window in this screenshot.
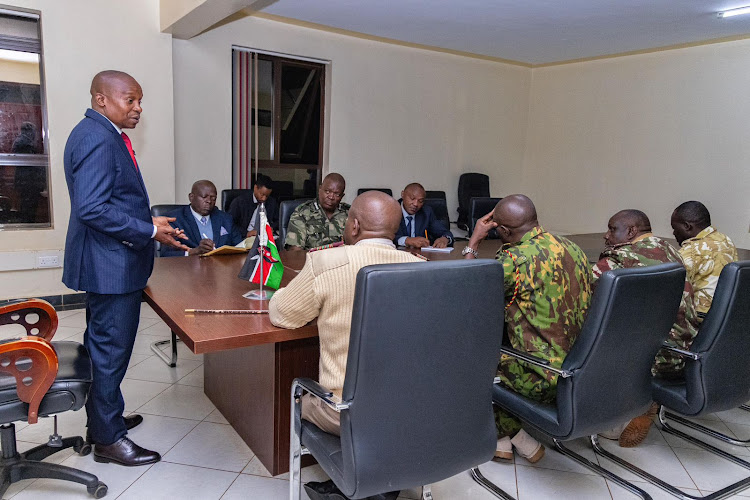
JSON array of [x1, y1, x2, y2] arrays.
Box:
[[232, 47, 325, 200], [0, 9, 50, 229]]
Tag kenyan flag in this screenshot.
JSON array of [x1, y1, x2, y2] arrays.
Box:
[[238, 209, 284, 289]]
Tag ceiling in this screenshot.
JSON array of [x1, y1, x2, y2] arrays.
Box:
[[251, 0, 750, 65]]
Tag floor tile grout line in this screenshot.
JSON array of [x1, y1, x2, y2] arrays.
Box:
[[160, 457, 248, 476], [663, 430, 705, 493], [109, 461, 159, 500], [218, 472, 244, 500]]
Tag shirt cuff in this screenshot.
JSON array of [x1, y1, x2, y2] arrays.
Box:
[[397, 236, 407, 246], [185, 250, 190, 257], [151, 225, 157, 238]]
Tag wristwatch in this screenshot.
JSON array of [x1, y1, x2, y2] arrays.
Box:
[[462, 246, 478, 258]]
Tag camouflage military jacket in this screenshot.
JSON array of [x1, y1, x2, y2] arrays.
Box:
[[679, 226, 738, 316], [285, 199, 350, 250], [496, 227, 592, 381], [592, 234, 700, 376]]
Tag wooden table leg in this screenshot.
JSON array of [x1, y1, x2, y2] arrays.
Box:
[[204, 336, 319, 476]]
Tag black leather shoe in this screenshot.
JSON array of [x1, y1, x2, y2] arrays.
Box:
[[93, 437, 161, 466], [124, 414, 144, 430], [86, 414, 144, 444]]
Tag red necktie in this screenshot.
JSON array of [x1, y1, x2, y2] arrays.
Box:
[[121, 132, 138, 171]]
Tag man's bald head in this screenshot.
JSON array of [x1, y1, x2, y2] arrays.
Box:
[[344, 191, 402, 245], [188, 180, 217, 217], [90, 70, 143, 129], [605, 209, 652, 246], [490, 195, 539, 244]]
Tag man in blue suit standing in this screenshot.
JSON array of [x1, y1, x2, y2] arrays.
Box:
[[161, 180, 244, 257], [63, 70, 188, 466], [394, 182, 454, 248]]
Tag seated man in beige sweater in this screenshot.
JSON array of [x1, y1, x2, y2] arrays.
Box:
[[269, 190, 424, 437]]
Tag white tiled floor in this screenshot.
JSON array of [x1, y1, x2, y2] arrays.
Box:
[[3, 303, 750, 499]]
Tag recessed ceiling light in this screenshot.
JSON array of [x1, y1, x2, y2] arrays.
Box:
[[717, 6, 750, 18]]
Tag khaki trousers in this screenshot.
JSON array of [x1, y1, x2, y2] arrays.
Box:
[[301, 393, 341, 436]]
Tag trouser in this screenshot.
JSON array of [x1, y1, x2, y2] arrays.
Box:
[[495, 358, 558, 438], [301, 393, 341, 436], [84, 290, 142, 445]]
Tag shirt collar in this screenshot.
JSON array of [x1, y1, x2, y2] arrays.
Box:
[[401, 204, 412, 220], [93, 109, 122, 135], [607, 232, 653, 250], [689, 226, 716, 242], [502, 226, 545, 250], [252, 193, 258, 204], [355, 238, 396, 249], [190, 206, 210, 223]]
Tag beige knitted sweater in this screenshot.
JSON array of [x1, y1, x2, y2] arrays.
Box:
[[269, 239, 423, 395]]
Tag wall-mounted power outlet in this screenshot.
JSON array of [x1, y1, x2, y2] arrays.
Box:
[[37, 255, 60, 268]]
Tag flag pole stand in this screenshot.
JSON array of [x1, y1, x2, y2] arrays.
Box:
[[246, 202, 274, 301]]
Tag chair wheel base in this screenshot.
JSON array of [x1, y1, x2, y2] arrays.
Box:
[[88, 480, 108, 498]]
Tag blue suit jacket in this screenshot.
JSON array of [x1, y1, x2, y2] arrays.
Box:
[[394, 202, 454, 246], [63, 109, 155, 294], [160, 206, 244, 257]]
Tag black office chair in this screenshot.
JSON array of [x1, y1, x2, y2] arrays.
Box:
[[290, 260, 504, 500], [356, 188, 392, 196], [278, 199, 311, 248], [457, 173, 489, 231], [423, 198, 450, 229], [271, 180, 295, 204], [221, 188, 251, 212], [149, 204, 184, 367], [425, 190, 446, 201], [469, 197, 502, 238], [590, 261, 750, 499], [0, 300, 107, 499], [472, 263, 686, 500]]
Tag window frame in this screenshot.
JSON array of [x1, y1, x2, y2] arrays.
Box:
[[0, 6, 52, 231]]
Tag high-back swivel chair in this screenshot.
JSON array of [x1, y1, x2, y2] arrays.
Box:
[[472, 263, 686, 500], [457, 173, 489, 230], [0, 300, 107, 498], [469, 197, 502, 238], [221, 189, 251, 212], [278, 199, 311, 248], [592, 261, 750, 500], [423, 198, 450, 230], [290, 260, 504, 499]]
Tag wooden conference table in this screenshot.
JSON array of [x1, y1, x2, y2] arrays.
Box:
[[142, 233, 749, 475]]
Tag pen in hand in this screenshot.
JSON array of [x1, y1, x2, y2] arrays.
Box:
[[202, 233, 216, 249]]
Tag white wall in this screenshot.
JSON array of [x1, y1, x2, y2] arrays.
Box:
[[524, 40, 750, 247], [0, 0, 175, 299], [172, 15, 531, 215]]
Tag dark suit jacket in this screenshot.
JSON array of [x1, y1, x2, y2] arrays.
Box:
[[228, 193, 278, 233], [160, 206, 243, 257], [394, 202, 454, 246], [63, 109, 155, 294]]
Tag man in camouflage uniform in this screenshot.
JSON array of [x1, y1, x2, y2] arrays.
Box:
[[285, 173, 350, 250], [465, 194, 591, 463], [593, 209, 700, 448], [671, 201, 738, 319]]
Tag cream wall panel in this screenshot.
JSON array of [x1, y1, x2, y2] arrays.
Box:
[[524, 39, 750, 248]]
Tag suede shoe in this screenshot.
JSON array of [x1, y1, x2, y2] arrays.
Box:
[[93, 437, 161, 466], [494, 437, 513, 461], [86, 414, 144, 444], [511, 429, 545, 463]]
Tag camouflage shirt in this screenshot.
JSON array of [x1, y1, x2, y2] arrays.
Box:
[[592, 233, 700, 376], [679, 226, 738, 316], [285, 199, 350, 250], [496, 227, 592, 381]]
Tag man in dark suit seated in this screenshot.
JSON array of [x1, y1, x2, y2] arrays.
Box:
[[394, 182, 453, 248], [227, 174, 278, 236], [161, 180, 244, 257]]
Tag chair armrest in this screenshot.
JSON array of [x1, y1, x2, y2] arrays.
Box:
[[292, 377, 350, 412], [660, 343, 701, 361], [0, 337, 58, 423], [0, 299, 58, 341], [500, 346, 574, 378]]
